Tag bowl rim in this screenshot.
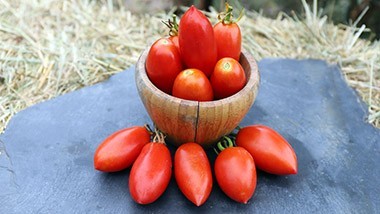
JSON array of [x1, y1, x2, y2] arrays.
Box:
[[136, 47, 260, 107]]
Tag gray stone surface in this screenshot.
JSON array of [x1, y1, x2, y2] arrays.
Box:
[[0, 59, 379, 213]]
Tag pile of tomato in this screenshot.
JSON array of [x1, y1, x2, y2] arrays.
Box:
[[146, 4, 246, 101], [93, 4, 298, 207], [94, 124, 297, 206]]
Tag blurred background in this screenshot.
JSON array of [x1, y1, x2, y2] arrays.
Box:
[[125, 0, 380, 39], [1, 0, 379, 132]]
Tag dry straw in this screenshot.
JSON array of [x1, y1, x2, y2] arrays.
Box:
[[0, 0, 379, 133]]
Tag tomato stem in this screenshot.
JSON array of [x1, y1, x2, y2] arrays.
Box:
[[217, 141, 226, 151], [214, 135, 236, 155], [162, 14, 179, 37], [144, 124, 154, 136], [223, 136, 234, 147], [217, 2, 244, 25], [152, 127, 166, 144]]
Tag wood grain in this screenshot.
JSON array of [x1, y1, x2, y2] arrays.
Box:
[[135, 48, 198, 146], [135, 47, 260, 147]]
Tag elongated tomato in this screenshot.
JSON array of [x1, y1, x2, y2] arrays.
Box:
[[94, 126, 150, 172], [179, 5, 217, 77], [213, 3, 242, 61], [236, 125, 298, 175], [214, 22, 241, 61], [129, 142, 172, 204], [215, 147, 256, 204], [175, 143, 212, 206]]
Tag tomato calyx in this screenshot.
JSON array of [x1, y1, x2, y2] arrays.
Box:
[[162, 14, 179, 37], [144, 124, 167, 144], [214, 136, 235, 154], [213, 126, 242, 154], [218, 2, 244, 25], [152, 127, 167, 145]]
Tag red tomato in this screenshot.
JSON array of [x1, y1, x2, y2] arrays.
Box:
[[169, 36, 180, 52], [162, 15, 180, 52], [179, 5, 217, 77], [174, 143, 212, 206], [214, 22, 241, 61], [210, 57, 246, 99], [129, 142, 172, 204], [215, 147, 257, 204], [146, 38, 183, 94], [94, 126, 150, 172], [214, 2, 242, 61], [236, 125, 298, 175], [172, 69, 213, 101]]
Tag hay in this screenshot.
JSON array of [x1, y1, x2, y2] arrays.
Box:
[[0, 0, 379, 133]]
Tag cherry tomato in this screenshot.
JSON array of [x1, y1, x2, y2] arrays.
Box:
[[236, 125, 298, 175], [179, 5, 217, 77], [215, 146, 257, 204], [129, 142, 172, 204], [172, 68, 213, 101], [94, 126, 150, 172], [146, 38, 183, 94], [174, 143, 212, 206], [210, 57, 246, 99]]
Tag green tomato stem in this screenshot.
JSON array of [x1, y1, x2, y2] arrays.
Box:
[[223, 136, 234, 147], [217, 141, 226, 151], [217, 2, 244, 25]]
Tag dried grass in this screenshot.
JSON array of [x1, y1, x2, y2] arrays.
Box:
[[0, 0, 379, 133]]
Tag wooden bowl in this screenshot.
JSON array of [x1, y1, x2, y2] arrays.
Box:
[[135, 48, 260, 147]]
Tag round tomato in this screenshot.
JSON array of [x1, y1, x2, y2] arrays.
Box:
[[174, 142, 212, 206], [179, 5, 217, 77], [215, 146, 257, 204], [235, 125, 298, 175], [146, 38, 182, 94], [129, 142, 172, 204], [210, 57, 246, 99], [172, 68, 213, 101], [94, 126, 150, 172]]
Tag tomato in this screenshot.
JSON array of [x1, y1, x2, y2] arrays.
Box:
[[213, 3, 242, 61], [129, 142, 172, 204], [179, 5, 217, 77], [146, 38, 183, 94], [169, 36, 180, 52], [174, 143, 212, 206], [210, 57, 246, 99], [215, 146, 257, 204], [214, 22, 241, 61], [93, 126, 150, 172], [235, 125, 298, 175], [172, 68, 213, 101], [163, 14, 180, 52]]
